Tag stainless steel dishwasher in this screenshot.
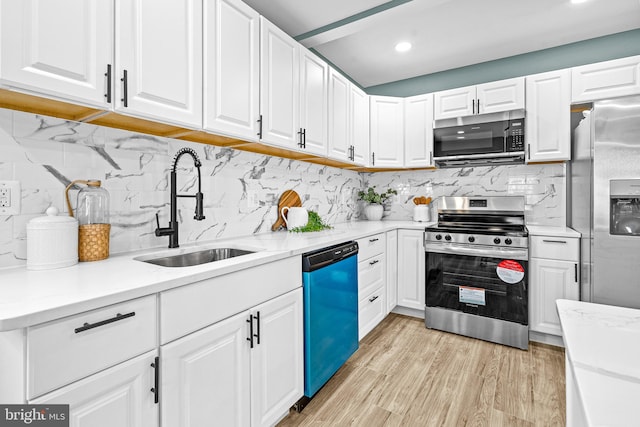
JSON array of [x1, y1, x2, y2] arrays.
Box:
[[295, 241, 359, 411]]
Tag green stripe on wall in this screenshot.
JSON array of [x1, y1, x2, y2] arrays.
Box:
[[365, 29, 640, 97]]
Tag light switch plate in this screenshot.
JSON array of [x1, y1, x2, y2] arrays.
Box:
[[0, 181, 21, 215]]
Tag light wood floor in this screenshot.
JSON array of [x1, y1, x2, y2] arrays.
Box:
[[278, 313, 565, 427]]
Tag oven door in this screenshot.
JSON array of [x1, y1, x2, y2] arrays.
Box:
[[425, 244, 528, 325]]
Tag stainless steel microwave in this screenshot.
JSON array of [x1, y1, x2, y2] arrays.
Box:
[[433, 114, 525, 167]]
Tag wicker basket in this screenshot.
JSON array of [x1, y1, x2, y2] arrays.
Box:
[[78, 223, 111, 262]]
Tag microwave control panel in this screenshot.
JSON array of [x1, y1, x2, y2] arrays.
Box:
[[507, 120, 525, 152]]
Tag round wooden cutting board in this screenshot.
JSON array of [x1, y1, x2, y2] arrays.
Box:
[[272, 190, 302, 231]]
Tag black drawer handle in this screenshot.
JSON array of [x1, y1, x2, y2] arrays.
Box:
[[369, 259, 379, 266], [542, 239, 567, 244], [246, 314, 254, 348], [369, 238, 379, 242], [369, 295, 379, 303], [74, 311, 136, 333], [121, 69, 128, 107], [150, 356, 159, 404]]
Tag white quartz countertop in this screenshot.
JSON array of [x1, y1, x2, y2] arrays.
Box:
[[557, 299, 640, 426], [527, 225, 581, 238], [0, 220, 430, 331]]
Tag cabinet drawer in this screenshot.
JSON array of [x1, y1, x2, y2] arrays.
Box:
[[358, 254, 384, 298], [28, 295, 157, 399], [530, 236, 579, 261], [357, 233, 386, 260], [358, 287, 385, 340]]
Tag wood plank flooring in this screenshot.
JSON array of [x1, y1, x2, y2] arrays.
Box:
[[278, 313, 565, 427]]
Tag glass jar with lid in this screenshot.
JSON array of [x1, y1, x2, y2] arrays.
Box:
[[65, 179, 111, 261]]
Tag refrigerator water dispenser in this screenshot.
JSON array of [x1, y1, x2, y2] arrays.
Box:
[[610, 179, 640, 236]]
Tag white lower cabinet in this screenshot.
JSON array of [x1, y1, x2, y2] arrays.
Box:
[[356, 233, 386, 339], [529, 234, 580, 336], [397, 229, 425, 310], [386, 230, 398, 313], [31, 350, 158, 427], [161, 288, 303, 427]]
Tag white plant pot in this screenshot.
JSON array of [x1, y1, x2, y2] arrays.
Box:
[[364, 204, 384, 221]]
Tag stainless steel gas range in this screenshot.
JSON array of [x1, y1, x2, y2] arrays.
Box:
[[424, 196, 529, 350]]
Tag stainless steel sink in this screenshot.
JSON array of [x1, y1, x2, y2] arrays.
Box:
[[137, 248, 255, 267]]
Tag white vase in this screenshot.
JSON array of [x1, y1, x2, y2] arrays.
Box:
[[364, 204, 384, 221]]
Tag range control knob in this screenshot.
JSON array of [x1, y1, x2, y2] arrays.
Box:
[[505, 238, 513, 245], [468, 236, 475, 243], [435, 234, 442, 241], [493, 237, 501, 244], [444, 235, 452, 241]]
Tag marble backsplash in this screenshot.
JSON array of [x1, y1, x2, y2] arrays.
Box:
[[0, 108, 566, 269], [364, 163, 566, 225], [0, 108, 362, 268]]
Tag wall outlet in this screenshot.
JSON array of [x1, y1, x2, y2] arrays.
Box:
[[0, 181, 21, 215]]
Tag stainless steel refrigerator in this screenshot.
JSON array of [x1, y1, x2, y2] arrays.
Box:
[[570, 95, 640, 308]]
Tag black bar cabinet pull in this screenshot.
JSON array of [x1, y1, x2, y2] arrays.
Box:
[[369, 238, 379, 242], [254, 312, 261, 345], [246, 314, 254, 348], [298, 128, 304, 148], [369, 259, 379, 266], [104, 64, 112, 103], [527, 143, 531, 160], [121, 69, 128, 107], [257, 115, 263, 139], [369, 295, 379, 303], [542, 239, 567, 244], [74, 311, 135, 333], [472, 99, 475, 115], [150, 357, 159, 404], [302, 129, 306, 148], [372, 152, 375, 166], [575, 264, 578, 283], [476, 99, 480, 114]]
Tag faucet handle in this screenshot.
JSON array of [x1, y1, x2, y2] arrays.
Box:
[[155, 212, 161, 229]]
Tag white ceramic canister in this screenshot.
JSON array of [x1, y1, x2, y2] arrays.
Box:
[[27, 206, 79, 270], [413, 205, 431, 222]]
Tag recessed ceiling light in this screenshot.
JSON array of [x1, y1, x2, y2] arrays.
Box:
[[395, 42, 412, 53], [571, 0, 588, 4]]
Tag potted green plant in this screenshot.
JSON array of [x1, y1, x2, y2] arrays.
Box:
[[357, 187, 397, 220]]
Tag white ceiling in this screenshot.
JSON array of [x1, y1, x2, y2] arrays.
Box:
[[244, 0, 640, 88]]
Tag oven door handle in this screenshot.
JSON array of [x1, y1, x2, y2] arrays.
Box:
[[424, 242, 528, 261]]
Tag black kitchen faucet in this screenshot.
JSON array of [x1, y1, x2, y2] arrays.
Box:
[[155, 147, 205, 248]]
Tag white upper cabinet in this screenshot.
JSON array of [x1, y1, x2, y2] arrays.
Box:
[[0, 0, 113, 109], [526, 69, 571, 163], [328, 71, 369, 166], [369, 95, 404, 168], [299, 48, 328, 156], [434, 85, 475, 119], [404, 93, 434, 168], [350, 84, 370, 166], [204, 0, 260, 141], [116, 0, 203, 128], [259, 17, 300, 149], [327, 68, 351, 162], [571, 55, 640, 103], [434, 77, 524, 120]]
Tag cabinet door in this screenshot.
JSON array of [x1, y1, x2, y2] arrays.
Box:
[[204, 0, 259, 141], [350, 84, 370, 166], [259, 17, 299, 149], [529, 258, 579, 336], [116, 0, 202, 128], [161, 311, 251, 427], [397, 230, 425, 310], [299, 49, 328, 156], [386, 230, 398, 313], [327, 68, 351, 162], [369, 96, 404, 168], [571, 55, 640, 102], [31, 351, 158, 427], [526, 69, 571, 163], [477, 77, 524, 114], [359, 286, 385, 340], [251, 289, 303, 427], [0, 0, 113, 108], [404, 93, 434, 168], [434, 86, 475, 120]]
